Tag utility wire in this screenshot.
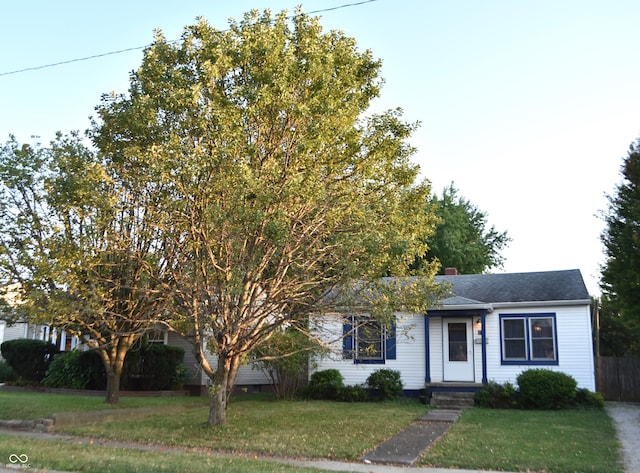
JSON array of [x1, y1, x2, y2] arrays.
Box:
[[0, 0, 377, 78]]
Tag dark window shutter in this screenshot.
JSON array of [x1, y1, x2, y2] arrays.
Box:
[[385, 318, 397, 360], [343, 316, 354, 359]]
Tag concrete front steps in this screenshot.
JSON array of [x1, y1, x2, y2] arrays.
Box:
[[429, 391, 475, 409]]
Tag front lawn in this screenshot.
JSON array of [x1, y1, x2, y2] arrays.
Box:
[[420, 407, 623, 473], [0, 434, 326, 473], [63, 397, 427, 460], [0, 390, 205, 420], [0, 391, 625, 473]]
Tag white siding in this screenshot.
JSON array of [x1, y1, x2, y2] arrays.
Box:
[[428, 316, 443, 383], [1, 322, 27, 342], [310, 312, 426, 391], [167, 332, 201, 385], [0, 322, 28, 361], [482, 304, 595, 390]]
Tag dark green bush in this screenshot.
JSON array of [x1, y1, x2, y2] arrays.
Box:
[[39, 343, 185, 391], [140, 344, 185, 390], [122, 343, 185, 391], [475, 381, 518, 408], [78, 349, 107, 390], [575, 388, 605, 408], [0, 339, 59, 383], [366, 369, 403, 400], [338, 384, 369, 402], [43, 350, 90, 389], [517, 369, 577, 409], [307, 369, 344, 400], [0, 360, 17, 383]]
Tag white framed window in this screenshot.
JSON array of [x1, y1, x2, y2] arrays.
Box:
[[500, 314, 557, 365], [147, 329, 168, 344], [342, 315, 397, 364], [356, 320, 384, 361]]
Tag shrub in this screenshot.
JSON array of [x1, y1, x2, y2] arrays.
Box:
[[366, 369, 403, 400], [172, 362, 189, 390], [43, 350, 90, 389], [78, 349, 107, 390], [575, 388, 605, 409], [0, 339, 59, 383], [475, 381, 518, 408], [338, 384, 369, 402], [253, 330, 317, 400], [0, 360, 17, 383], [307, 369, 344, 400], [122, 343, 185, 391], [517, 369, 577, 409], [139, 344, 185, 390]]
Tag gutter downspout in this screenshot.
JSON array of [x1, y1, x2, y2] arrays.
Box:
[[481, 309, 488, 384], [424, 314, 431, 383]]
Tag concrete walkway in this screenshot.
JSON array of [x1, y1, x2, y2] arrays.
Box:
[[360, 409, 462, 465]]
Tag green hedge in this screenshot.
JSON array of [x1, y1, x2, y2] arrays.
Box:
[[306, 369, 344, 400], [121, 343, 185, 391], [7, 339, 184, 391], [517, 369, 577, 409], [475, 371, 603, 410], [0, 360, 17, 383], [0, 339, 59, 383], [366, 369, 403, 400], [43, 350, 91, 389]]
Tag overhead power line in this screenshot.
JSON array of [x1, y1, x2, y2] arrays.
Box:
[[0, 0, 377, 78]]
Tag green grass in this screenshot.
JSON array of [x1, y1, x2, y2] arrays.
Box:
[[420, 407, 624, 473], [0, 390, 206, 419], [0, 434, 328, 473], [63, 397, 427, 460], [0, 391, 625, 473]]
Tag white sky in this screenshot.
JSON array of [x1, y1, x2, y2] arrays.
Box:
[[2, 0, 639, 295]]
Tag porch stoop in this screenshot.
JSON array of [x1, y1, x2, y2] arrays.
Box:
[[430, 391, 475, 409], [429, 391, 476, 409]]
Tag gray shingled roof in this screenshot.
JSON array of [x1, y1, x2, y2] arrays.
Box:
[[435, 269, 590, 305]]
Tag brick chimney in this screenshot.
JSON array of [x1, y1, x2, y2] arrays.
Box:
[[444, 267, 458, 276]]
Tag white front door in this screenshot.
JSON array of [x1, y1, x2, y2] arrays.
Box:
[[443, 319, 475, 382]]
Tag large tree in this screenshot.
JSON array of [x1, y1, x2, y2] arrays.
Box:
[[93, 9, 441, 425], [600, 137, 640, 354], [0, 134, 173, 403], [412, 184, 510, 275]]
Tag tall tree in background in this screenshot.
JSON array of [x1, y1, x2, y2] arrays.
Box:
[[93, 9, 441, 425], [600, 138, 640, 355], [412, 184, 510, 274], [0, 134, 173, 403]]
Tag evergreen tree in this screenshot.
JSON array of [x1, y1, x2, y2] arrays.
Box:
[[600, 138, 640, 354]]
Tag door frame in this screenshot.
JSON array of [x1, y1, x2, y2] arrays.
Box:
[[442, 317, 475, 382]]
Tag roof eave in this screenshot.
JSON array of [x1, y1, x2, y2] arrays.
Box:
[[491, 299, 591, 309], [429, 303, 494, 312]]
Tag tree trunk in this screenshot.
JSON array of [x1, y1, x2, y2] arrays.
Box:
[[207, 353, 241, 426], [106, 368, 122, 404], [207, 365, 229, 426], [100, 336, 134, 405]]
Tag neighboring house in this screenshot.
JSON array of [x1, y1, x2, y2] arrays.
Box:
[[0, 321, 81, 360], [310, 269, 596, 395], [167, 332, 273, 395], [0, 320, 271, 393]]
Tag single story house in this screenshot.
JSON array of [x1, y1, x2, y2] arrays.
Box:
[[2, 269, 596, 397], [310, 269, 596, 394]]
